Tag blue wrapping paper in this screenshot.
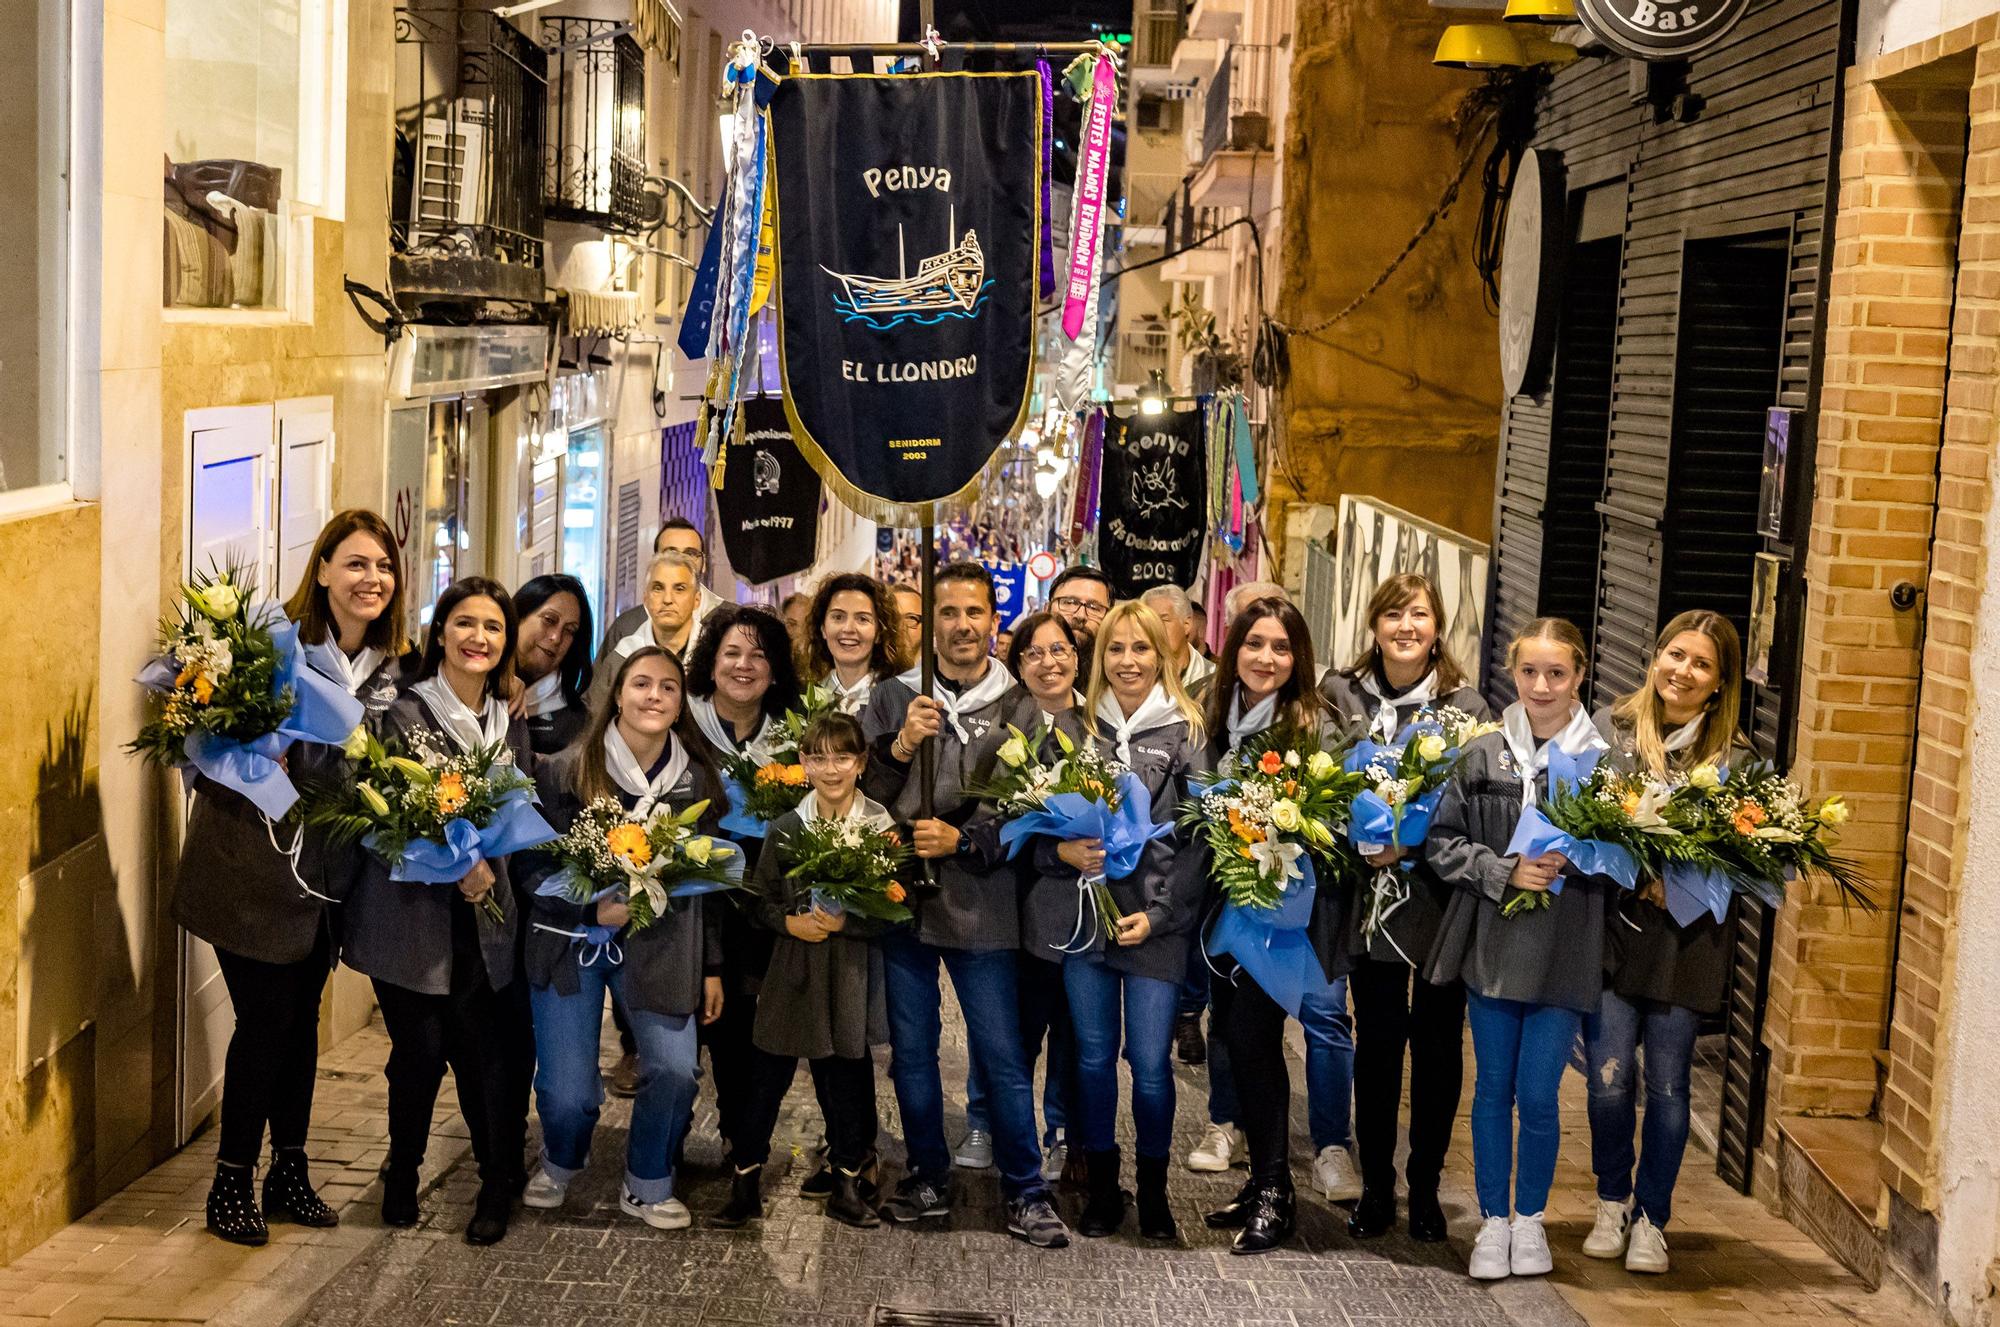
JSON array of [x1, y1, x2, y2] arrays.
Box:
[[997, 771, 1170, 880], [718, 775, 769, 840], [137, 611, 365, 821], [1205, 855, 1334, 1018], [1504, 805, 1638, 894], [372, 791, 556, 884], [1663, 862, 1737, 926], [1349, 788, 1441, 852], [535, 858, 739, 962]]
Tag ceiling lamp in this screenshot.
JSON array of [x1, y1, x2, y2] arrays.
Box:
[[1503, 0, 1577, 23], [1433, 24, 1528, 70]]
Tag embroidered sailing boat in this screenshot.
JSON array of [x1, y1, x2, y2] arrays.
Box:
[[823, 207, 991, 329]]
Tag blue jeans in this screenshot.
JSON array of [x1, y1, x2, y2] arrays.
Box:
[[528, 962, 698, 1204], [1582, 989, 1700, 1229], [1205, 975, 1352, 1150], [965, 955, 1072, 1146], [1063, 957, 1178, 1158], [1465, 991, 1580, 1219], [882, 931, 1048, 1200]]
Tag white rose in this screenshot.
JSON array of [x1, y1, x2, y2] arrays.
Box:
[[1688, 764, 1722, 791], [1818, 798, 1849, 827], [1415, 733, 1447, 763], [190, 581, 241, 621], [1271, 799, 1302, 832], [1305, 750, 1336, 780], [1284, 749, 1302, 769], [998, 735, 1030, 768]]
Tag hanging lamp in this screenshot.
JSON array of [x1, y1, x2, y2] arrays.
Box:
[[1433, 24, 1529, 70]]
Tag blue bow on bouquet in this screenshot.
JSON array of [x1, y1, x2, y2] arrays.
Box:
[[1342, 739, 1444, 853], [533, 876, 625, 965], [1503, 746, 1637, 894], [371, 785, 556, 884], [1206, 854, 1333, 1018], [719, 776, 767, 839], [137, 613, 364, 821], [997, 771, 1171, 879]]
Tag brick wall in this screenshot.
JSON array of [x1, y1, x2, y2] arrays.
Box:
[[1770, 26, 2000, 1218]]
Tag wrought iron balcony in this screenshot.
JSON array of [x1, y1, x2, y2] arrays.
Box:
[[1198, 42, 1274, 163], [392, 5, 549, 307], [543, 18, 648, 234]]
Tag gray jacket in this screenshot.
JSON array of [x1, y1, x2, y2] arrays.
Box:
[[171, 651, 406, 966], [513, 748, 723, 1018], [1020, 710, 1198, 982], [748, 808, 891, 1060], [1319, 673, 1491, 969], [1422, 732, 1608, 1012], [339, 693, 530, 996], [860, 672, 1038, 952]]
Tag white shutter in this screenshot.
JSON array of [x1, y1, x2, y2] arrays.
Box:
[[185, 405, 276, 594], [410, 104, 486, 245], [276, 397, 335, 592]]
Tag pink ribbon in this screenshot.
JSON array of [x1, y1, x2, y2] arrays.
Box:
[[1062, 56, 1117, 341]]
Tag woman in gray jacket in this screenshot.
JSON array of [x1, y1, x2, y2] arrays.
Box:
[[1424, 616, 1609, 1283]]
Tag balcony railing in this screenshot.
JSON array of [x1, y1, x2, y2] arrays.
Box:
[[1134, 1, 1186, 68], [393, 5, 548, 302], [1199, 42, 1275, 162], [544, 18, 648, 233], [1116, 324, 1171, 385]]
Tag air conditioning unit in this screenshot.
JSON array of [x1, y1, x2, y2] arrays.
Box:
[[409, 98, 487, 247]]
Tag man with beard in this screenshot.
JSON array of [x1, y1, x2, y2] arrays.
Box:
[[860, 562, 1071, 1249], [1047, 565, 1113, 673]]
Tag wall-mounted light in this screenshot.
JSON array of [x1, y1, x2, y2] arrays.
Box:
[[1503, 0, 1577, 24], [1138, 368, 1169, 416], [1433, 24, 1528, 69]]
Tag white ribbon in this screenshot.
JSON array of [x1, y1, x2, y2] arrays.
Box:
[[532, 922, 623, 968], [1500, 701, 1608, 811], [1094, 682, 1182, 765], [1225, 688, 1278, 751], [410, 676, 512, 756], [300, 639, 385, 697], [522, 669, 567, 720], [894, 660, 1012, 744], [264, 815, 339, 903], [605, 725, 688, 821], [1358, 668, 1437, 743]]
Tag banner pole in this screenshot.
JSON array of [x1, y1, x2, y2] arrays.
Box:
[[918, 514, 938, 887]]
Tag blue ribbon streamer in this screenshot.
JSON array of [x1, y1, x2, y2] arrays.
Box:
[[371, 791, 556, 884], [1205, 855, 1332, 1019], [997, 771, 1170, 881], [719, 776, 768, 840]]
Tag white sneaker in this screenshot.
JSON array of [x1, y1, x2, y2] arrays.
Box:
[[1312, 1145, 1363, 1202], [1510, 1212, 1553, 1276], [1041, 1134, 1068, 1183], [1624, 1214, 1670, 1273], [1185, 1122, 1246, 1173], [1582, 1196, 1632, 1258], [620, 1187, 691, 1230], [952, 1129, 994, 1169], [521, 1167, 568, 1210], [1468, 1214, 1512, 1279]]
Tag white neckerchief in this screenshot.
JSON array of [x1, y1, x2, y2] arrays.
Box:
[[824, 668, 875, 716], [522, 669, 567, 719], [1359, 667, 1437, 743], [796, 788, 893, 832], [604, 724, 688, 820], [1664, 714, 1704, 754], [614, 599, 707, 660], [894, 659, 1013, 742], [1225, 687, 1278, 751], [1095, 682, 1183, 764], [1182, 651, 1214, 692], [1500, 701, 1607, 810], [301, 638, 386, 697], [688, 694, 781, 765], [411, 675, 512, 755]]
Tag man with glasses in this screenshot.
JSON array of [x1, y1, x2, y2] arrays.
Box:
[[597, 517, 725, 662], [1046, 565, 1114, 669]]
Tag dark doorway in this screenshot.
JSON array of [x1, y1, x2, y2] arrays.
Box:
[[1537, 235, 1620, 661]]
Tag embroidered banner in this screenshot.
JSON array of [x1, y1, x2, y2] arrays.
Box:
[[768, 72, 1041, 525], [1097, 404, 1208, 598], [714, 398, 822, 585]]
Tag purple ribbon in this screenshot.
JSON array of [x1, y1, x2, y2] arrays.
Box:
[[1038, 59, 1055, 299]]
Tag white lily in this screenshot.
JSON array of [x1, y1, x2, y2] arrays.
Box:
[[1248, 837, 1305, 884]]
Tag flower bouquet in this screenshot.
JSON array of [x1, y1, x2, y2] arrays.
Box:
[[1345, 707, 1499, 939], [537, 797, 741, 956], [130, 563, 363, 820], [726, 752, 811, 823], [989, 725, 1171, 951], [1501, 753, 1704, 916], [1653, 760, 1871, 924], [301, 730, 553, 921], [1181, 728, 1364, 1014], [781, 815, 913, 924]]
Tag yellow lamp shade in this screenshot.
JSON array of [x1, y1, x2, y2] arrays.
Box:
[[1433, 23, 1528, 69], [1517, 32, 1581, 65], [1504, 0, 1578, 23]]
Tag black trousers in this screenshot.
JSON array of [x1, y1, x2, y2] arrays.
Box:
[[1350, 956, 1466, 1197], [494, 972, 535, 1180], [1017, 953, 1080, 1133], [735, 1047, 878, 1172], [213, 928, 332, 1167], [371, 910, 513, 1186], [701, 904, 769, 1157], [1211, 972, 1293, 1187]]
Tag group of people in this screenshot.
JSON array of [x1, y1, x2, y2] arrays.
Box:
[[177, 505, 1752, 1284]]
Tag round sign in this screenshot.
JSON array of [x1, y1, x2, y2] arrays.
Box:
[[1499, 148, 1567, 399], [1028, 550, 1060, 581], [1574, 0, 1751, 61]]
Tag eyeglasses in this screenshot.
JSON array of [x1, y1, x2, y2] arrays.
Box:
[[801, 752, 861, 771], [1051, 595, 1109, 621], [1019, 644, 1075, 666]]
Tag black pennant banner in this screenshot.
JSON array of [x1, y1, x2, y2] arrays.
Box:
[[1098, 404, 1208, 599], [768, 72, 1041, 525], [715, 398, 822, 585]]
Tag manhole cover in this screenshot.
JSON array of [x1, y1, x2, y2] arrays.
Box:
[[870, 1312, 1011, 1327]]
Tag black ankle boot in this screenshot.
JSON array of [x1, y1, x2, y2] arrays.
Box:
[[206, 1161, 269, 1246], [825, 1165, 881, 1228], [1077, 1148, 1125, 1237], [1406, 1186, 1447, 1242], [1348, 1186, 1396, 1239], [380, 1163, 421, 1228], [263, 1148, 339, 1228], [1204, 1176, 1259, 1229], [712, 1164, 764, 1228], [464, 1184, 511, 1246], [1135, 1154, 1177, 1242], [1230, 1181, 1296, 1256]]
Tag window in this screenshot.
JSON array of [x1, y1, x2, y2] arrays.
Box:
[[0, 0, 72, 500], [163, 0, 347, 313]]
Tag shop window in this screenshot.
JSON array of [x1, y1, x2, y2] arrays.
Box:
[[0, 0, 73, 502], [163, 0, 347, 313]]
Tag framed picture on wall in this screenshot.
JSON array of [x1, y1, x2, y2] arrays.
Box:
[[1758, 408, 1796, 539], [1746, 551, 1785, 686]]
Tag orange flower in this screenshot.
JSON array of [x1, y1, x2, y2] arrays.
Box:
[[1259, 750, 1284, 776], [1283, 779, 1298, 797], [191, 674, 215, 705], [1621, 791, 1642, 817], [606, 823, 653, 867], [885, 881, 907, 904], [1732, 800, 1767, 836], [784, 764, 809, 786], [435, 772, 467, 816]]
